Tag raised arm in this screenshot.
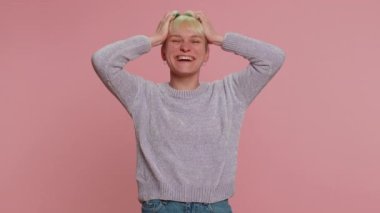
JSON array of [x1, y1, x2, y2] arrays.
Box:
[[194, 11, 286, 108], [221, 32, 286, 108], [91, 11, 178, 115], [91, 35, 151, 115]]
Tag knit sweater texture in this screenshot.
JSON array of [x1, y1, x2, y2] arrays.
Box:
[[91, 32, 285, 203]]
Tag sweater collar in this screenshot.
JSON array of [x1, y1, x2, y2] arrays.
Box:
[[160, 82, 209, 99]]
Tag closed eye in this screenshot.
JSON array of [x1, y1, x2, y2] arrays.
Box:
[[169, 39, 181, 43]]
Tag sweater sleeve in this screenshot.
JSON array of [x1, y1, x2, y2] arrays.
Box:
[[221, 32, 286, 109], [91, 35, 151, 115]]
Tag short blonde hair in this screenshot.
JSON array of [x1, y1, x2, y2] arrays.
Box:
[[169, 11, 205, 35]]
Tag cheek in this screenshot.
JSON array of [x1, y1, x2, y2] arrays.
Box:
[[165, 47, 178, 57], [195, 44, 208, 53], [195, 48, 208, 57]]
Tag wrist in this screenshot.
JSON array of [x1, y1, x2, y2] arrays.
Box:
[[149, 35, 164, 47], [209, 34, 224, 46]]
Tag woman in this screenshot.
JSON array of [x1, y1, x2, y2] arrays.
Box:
[[91, 10, 285, 213]]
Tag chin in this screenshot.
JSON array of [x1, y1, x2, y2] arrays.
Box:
[[170, 69, 200, 77]]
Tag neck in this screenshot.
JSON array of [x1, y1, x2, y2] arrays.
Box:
[[169, 73, 200, 90]]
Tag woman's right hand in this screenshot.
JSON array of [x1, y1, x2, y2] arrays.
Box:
[[150, 10, 179, 47]]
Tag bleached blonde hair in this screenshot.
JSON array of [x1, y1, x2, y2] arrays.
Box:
[[169, 11, 205, 35]]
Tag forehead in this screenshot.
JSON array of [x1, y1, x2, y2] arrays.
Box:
[[168, 24, 205, 38]]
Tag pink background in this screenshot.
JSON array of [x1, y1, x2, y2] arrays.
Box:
[[1, 0, 380, 212]]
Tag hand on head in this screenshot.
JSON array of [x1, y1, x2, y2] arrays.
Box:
[[150, 10, 179, 47], [192, 11, 224, 46]]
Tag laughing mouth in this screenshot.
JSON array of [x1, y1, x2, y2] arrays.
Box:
[[176, 55, 195, 61]]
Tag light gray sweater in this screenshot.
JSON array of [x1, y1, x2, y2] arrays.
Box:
[[91, 32, 285, 203]]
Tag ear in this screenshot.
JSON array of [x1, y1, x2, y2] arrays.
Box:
[[161, 43, 166, 61], [204, 44, 210, 62]]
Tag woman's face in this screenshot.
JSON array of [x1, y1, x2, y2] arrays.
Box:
[[162, 23, 209, 77]]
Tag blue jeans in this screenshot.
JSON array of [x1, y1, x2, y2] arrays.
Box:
[[141, 199, 233, 213]]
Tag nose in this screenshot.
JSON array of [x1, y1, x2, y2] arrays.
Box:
[[180, 42, 190, 52]]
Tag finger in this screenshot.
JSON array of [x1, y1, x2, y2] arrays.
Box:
[[161, 10, 175, 23], [194, 11, 207, 23], [164, 10, 178, 20], [157, 12, 170, 29], [171, 10, 179, 16], [158, 11, 178, 33], [194, 11, 204, 17], [164, 10, 179, 24]]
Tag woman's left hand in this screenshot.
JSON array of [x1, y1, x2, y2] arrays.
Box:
[[193, 11, 224, 46]]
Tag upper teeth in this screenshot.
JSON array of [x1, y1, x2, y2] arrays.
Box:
[[177, 56, 193, 61]]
